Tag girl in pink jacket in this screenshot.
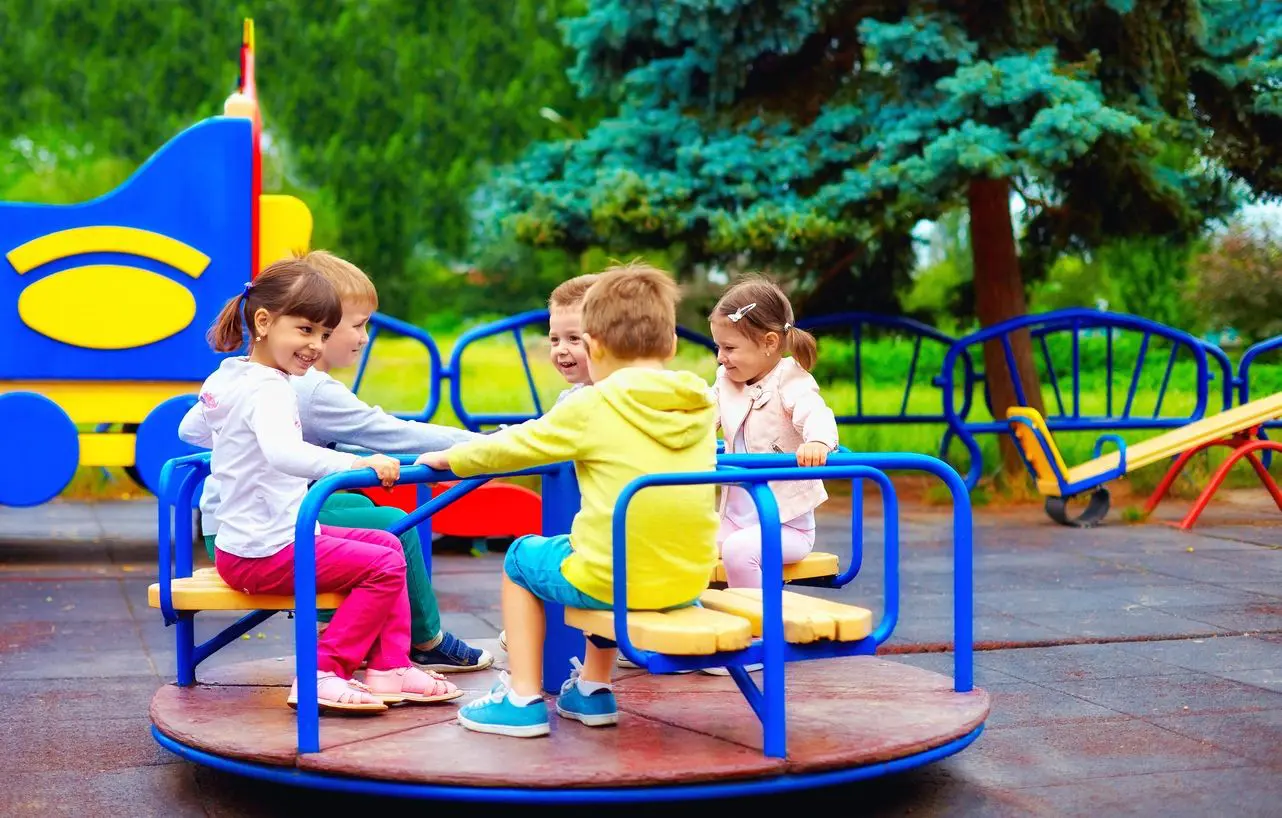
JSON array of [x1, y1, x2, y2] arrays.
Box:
[[709, 276, 840, 589]]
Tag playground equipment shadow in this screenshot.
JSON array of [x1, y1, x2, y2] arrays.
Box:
[[1, 494, 1281, 816]]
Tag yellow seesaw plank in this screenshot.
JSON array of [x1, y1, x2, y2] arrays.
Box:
[[1009, 393, 1282, 496]]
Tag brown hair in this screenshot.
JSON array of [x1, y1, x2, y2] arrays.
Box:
[[549, 273, 600, 310], [299, 249, 378, 311], [711, 274, 818, 370], [582, 260, 679, 360], [208, 259, 344, 352]]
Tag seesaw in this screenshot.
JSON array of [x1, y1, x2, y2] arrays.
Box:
[[1006, 393, 1282, 529]]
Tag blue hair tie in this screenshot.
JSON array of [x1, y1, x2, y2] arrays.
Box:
[[242, 280, 253, 298]]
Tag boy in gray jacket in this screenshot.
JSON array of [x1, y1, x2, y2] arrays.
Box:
[[192, 251, 491, 673]]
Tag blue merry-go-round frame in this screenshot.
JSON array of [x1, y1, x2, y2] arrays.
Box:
[[150, 722, 984, 803], [153, 450, 980, 802]]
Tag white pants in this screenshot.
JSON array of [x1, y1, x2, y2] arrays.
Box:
[[717, 516, 816, 588]]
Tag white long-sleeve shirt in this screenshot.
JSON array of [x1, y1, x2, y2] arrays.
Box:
[[178, 357, 359, 558], [193, 367, 479, 536]]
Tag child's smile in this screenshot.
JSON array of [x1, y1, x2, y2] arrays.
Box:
[[256, 315, 331, 376], [556, 356, 582, 378], [549, 306, 591, 386]]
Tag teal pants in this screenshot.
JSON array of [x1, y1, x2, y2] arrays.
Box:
[[203, 491, 440, 644]]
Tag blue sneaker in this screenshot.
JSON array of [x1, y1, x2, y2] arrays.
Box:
[[457, 673, 549, 738], [411, 632, 494, 673], [556, 658, 618, 727]]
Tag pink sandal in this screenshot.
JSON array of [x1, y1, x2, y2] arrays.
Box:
[[286, 673, 388, 714], [364, 666, 462, 704]]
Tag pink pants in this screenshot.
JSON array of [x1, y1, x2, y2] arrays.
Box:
[[215, 525, 409, 678], [718, 516, 816, 588]]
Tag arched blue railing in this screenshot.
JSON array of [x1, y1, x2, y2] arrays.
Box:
[[352, 312, 444, 423], [446, 309, 549, 430], [445, 310, 974, 444], [940, 308, 1214, 489], [1237, 335, 1282, 409], [1234, 335, 1282, 466], [797, 313, 973, 458]]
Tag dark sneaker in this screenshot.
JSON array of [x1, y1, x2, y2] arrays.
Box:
[[410, 632, 495, 673]]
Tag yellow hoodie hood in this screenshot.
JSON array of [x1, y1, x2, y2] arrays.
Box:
[[593, 367, 716, 451]]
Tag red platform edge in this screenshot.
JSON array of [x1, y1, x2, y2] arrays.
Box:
[[355, 481, 542, 539]]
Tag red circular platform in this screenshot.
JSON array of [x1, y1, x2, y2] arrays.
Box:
[[151, 655, 988, 789]]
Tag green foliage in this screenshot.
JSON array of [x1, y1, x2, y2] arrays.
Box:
[[1096, 238, 1203, 331], [1029, 237, 1205, 332], [1190, 223, 1282, 343], [486, 1, 1280, 313], [1, 129, 133, 203], [1030, 254, 1112, 312], [901, 257, 969, 323], [0, 0, 601, 320], [900, 209, 973, 325]]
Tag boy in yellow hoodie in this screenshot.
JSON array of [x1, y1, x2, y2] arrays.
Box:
[[417, 262, 719, 738]]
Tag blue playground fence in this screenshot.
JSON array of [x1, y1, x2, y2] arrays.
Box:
[[350, 306, 1282, 490], [938, 308, 1229, 489]]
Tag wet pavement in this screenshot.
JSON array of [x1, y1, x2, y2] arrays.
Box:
[[1, 491, 1280, 816]]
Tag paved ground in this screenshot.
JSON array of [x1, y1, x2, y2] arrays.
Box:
[[2, 489, 1281, 816]]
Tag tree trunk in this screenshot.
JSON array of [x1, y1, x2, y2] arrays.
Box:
[[968, 177, 1044, 479]]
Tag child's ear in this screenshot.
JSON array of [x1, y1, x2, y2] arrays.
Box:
[[668, 333, 678, 360], [763, 331, 781, 355], [582, 332, 604, 361], [253, 308, 273, 339]]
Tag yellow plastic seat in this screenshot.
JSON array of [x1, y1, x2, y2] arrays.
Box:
[[1008, 393, 1282, 496], [711, 551, 840, 584], [564, 603, 754, 655], [699, 588, 873, 644], [147, 567, 348, 611], [565, 587, 873, 654]]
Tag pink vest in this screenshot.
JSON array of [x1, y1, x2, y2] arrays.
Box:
[[715, 357, 839, 522]]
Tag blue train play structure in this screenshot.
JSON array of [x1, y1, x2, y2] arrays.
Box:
[[0, 21, 310, 507]]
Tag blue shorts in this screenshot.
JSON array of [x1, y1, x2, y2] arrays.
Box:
[[503, 534, 613, 610]]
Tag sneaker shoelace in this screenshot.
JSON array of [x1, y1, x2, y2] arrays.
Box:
[[480, 671, 514, 705], [559, 656, 585, 696]]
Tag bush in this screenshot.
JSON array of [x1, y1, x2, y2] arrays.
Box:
[[1029, 238, 1204, 334], [1191, 224, 1282, 344]]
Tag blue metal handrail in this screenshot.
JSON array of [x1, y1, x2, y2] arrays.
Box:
[[718, 451, 973, 691], [280, 450, 973, 757], [607, 463, 901, 759], [1237, 335, 1282, 406], [155, 452, 212, 626]]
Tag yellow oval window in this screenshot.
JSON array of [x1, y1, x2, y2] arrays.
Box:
[[17, 265, 197, 350]]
